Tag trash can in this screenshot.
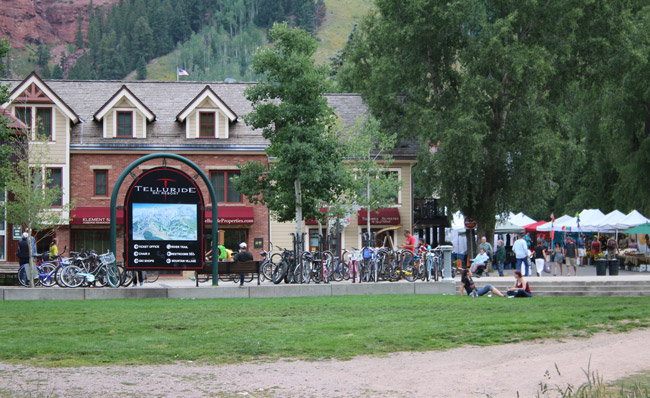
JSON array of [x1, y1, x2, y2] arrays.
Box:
[[595, 259, 608, 276], [608, 259, 619, 276]]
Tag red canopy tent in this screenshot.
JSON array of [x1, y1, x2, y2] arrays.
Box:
[[523, 220, 547, 232]]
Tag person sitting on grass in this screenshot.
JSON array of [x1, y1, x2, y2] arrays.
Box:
[[507, 270, 532, 298], [469, 247, 490, 276], [459, 269, 504, 297]]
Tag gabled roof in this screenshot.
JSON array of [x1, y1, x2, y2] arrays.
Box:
[[94, 85, 156, 122], [176, 85, 238, 122], [0, 105, 28, 130], [5, 72, 79, 123]]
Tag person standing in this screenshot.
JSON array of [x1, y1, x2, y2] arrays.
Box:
[[553, 242, 564, 276], [49, 238, 59, 260], [231, 242, 253, 287], [606, 235, 618, 260], [577, 234, 586, 266], [564, 237, 578, 276], [17, 232, 31, 268], [512, 234, 531, 276], [478, 236, 493, 261], [400, 230, 416, 254], [495, 239, 506, 277], [534, 240, 546, 277], [591, 237, 601, 257]]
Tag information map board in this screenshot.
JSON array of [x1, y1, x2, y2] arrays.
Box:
[[124, 167, 204, 270]]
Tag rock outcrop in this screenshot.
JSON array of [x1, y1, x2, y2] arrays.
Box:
[[0, 0, 118, 49]]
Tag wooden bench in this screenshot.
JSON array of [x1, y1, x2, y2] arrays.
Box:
[[0, 262, 20, 284], [193, 261, 261, 287]]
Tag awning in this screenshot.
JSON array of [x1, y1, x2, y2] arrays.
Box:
[[358, 208, 401, 225], [71, 207, 124, 225], [205, 206, 254, 225], [305, 208, 327, 225]]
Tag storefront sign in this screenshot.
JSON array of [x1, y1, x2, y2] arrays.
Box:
[[358, 208, 401, 225], [124, 167, 204, 270], [12, 225, 22, 240]]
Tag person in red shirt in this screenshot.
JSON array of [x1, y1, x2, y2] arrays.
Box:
[[401, 230, 416, 254]]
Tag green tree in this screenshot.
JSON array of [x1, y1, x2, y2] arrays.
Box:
[[75, 15, 85, 49], [235, 23, 346, 240], [336, 0, 595, 245], [0, 128, 74, 287], [136, 56, 147, 80], [132, 16, 154, 61], [340, 116, 401, 238]]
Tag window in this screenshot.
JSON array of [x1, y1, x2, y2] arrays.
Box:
[[199, 112, 215, 137], [73, 230, 110, 254], [46, 168, 62, 207], [94, 170, 108, 196], [15, 107, 31, 126], [116, 111, 133, 137], [36, 108, 52, 140], [210, 171, 242, 203], [384, 171, 399, 204]]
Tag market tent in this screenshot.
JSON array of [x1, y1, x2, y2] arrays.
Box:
[[590, 209, 627, 232], [537, 215, 573, 232], [494, 220, 525, 233], [509, 212, 536, 227], [623, 222, 650, 235], [613, 210, 650, 230], [577, 209, 606, 231], [523, 220, 547, 232]]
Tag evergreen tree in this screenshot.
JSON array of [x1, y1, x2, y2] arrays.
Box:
[[75, 15, 85, 49], [136, 56, 147, 80], [51, 64, 63, 79]]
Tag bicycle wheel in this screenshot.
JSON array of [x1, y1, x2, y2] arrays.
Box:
[[297, 252, 312, 284], [261, 260, 274, 281], [40, 263, 57, 287], [360, 258, 372, 282], [94, 267, 108, 287], [18, 264, 40, 287], [272, 261, 287, 284], [106, 263, 121, 287], [433, 257, 440, 282], [321, 251, 334, 283], [331, 259, 345, 282], [61, 265, 85, 288], [119, 265, 134, 287], [403, 264, 418, 282], [145, 271, 160, 283]]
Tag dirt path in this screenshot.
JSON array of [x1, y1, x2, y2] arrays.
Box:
[[1, 329, 649, 397]]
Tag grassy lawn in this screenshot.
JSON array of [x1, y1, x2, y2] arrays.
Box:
[[1, 295, 649, 367]]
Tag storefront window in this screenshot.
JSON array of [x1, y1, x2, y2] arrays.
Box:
[[72, 230, 110, 253]]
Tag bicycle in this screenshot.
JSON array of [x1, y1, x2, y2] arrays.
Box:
[[60, 250, 116, 288]]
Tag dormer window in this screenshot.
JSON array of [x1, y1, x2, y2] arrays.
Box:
[[199, 112, 216, 138], [14, 106, 53, 140], [116, 111, 133, 137]]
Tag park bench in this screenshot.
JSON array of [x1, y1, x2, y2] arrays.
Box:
[[193, 260, 262, 287], [0, 262, 20, 283]]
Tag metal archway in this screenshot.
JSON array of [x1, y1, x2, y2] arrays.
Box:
[[110, 153, 219, 285]]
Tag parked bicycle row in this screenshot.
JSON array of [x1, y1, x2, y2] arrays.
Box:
[[16, 247, 156, 288]]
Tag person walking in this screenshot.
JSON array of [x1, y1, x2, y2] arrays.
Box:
[[231, 242, 253, 287], [564, 237, 578, 276], [495, 239, 506, 277], [513, 234, 531, 276], [553, 242, 564, 276], [534, 240, 546, 277]]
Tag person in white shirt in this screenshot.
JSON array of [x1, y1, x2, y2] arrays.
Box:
[[512, 234, 531, 276], [469, 248, 490, 275]]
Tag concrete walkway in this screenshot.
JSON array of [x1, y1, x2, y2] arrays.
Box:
[[2, 264, 650, 301]]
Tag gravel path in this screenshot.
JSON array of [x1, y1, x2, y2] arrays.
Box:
[[1, 328, 649, 397]]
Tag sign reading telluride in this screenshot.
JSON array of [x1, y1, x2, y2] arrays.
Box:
[[124, 167, 204, 270]]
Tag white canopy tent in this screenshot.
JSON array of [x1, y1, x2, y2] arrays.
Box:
[[613, 210, 650, 231], [494, 220, 525, 233], [508, 212, 536, 227], [585, 209, 626, 232]]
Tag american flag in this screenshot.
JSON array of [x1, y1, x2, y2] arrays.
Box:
[[177, 68, 189, 76]]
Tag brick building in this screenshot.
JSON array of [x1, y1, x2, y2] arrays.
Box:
[[2, 73, 418, 272]]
